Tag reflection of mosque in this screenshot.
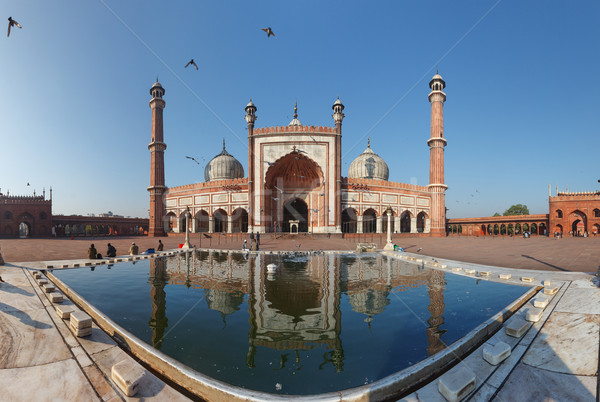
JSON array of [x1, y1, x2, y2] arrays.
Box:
[[147, 252, 447, 367]]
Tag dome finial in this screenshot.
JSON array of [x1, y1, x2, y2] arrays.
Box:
[[293, 100, 298, 119], [367, 137, 370, 148], [223, 138, 226, 151]]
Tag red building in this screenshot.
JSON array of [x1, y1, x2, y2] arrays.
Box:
[[0, 191, 52, 238]]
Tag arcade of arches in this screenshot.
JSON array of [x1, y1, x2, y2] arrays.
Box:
[[341, 208, 428, 234]]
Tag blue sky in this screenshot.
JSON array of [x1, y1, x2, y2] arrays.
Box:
[[1, 1, 598, 218]]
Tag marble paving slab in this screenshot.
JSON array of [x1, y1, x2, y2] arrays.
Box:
[[554, 288, 600, 314], [0, 307, 72, 369], [496, 363, 596, 401], [91, 346, 190, 401], [0, 358, 99, 401], [0, 283, 44, 313], [522, 312, 599, 376]]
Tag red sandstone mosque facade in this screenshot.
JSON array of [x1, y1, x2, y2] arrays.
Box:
[[148, 74, 450, 237]]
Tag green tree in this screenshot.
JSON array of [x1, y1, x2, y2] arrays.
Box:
[[493, 212, 501, 217], [503, 204, 529, 216]]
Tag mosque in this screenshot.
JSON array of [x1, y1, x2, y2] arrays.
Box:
[[148, 73, 448, 237]]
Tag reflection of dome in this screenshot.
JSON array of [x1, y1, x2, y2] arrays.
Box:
[[205, 289, 245, 316], [348, 289, 390, 316], [204, 140, 244, 182], [348, 139, 389, 181]]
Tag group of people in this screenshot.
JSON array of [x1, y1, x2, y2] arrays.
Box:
[[87, 240, 164, 259], [243, 232, 261, 251]]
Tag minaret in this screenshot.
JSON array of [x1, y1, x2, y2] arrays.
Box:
[[332, 97, 345, 233], [148, 79, 167, 237], [245, 100, 257, 233], [427, 73, 447, 237]]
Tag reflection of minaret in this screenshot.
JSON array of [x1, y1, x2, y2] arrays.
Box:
[[426, 269, 446, 356], [246, 254, 258, 368], [331, 254, 345, 372], [149, 257, 169, 349]]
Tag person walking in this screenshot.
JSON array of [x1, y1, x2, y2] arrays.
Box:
[[157, 239, 164, 251], [256, 232, 260, 248]]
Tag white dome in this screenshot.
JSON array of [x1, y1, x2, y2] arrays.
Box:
[[348, 141, 389, 181], [204, 142, 244, 182]]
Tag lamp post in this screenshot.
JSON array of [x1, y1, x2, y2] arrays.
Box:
[[384, 207, 395, 250], [183, 206, 192, 249]]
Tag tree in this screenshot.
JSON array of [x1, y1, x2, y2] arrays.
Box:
[[493, 212, 501, 217], [503, 204, 529, 216]]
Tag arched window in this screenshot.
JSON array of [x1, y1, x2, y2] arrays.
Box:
[[556, 210, 563, 218], [594, 209, 600, 218]]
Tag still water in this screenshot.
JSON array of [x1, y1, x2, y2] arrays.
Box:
[[53, 251, 528, 395]]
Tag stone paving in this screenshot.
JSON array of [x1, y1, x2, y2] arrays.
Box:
[[0, 237, 598, 400]]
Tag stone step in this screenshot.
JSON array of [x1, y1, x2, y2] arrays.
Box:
[[37, 278, 48, 285], [543, 286, 558, 295], [479, 271, 490, 277], [69, 322, 92, 337], [56, 305, 76, 320], [438, 366, 476, 402], [464, 269, 476, 275], [49, 292, 63, 304], [499, 274, 512, 280], [451, 267, 462, 272], [70, 311, 92, 329], [524, 307, 544, 322], [42, 284, 55, 293], [532, 295, 549, 309], [521, 276, 534, 283], [506, 318, 529, 338], [542, 280, 552, 287], [483, 341, 511, 365], [111, 359, 146, 397]]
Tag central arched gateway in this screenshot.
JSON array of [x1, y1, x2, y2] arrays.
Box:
[[264, 150, 324, 233]]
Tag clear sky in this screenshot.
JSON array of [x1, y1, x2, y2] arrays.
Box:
[[1, 1, 598, 219]]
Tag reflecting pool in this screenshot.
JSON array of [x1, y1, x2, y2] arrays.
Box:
[[52, 251, 529, 395]]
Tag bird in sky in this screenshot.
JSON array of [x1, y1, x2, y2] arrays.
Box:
[[185, 156, 199, 164], [7, 17, 21, 38], [185, 59, 198, 70], [261, 27, 275, 38], [475, 189, 480, 193], [26, 182, 30, 186]]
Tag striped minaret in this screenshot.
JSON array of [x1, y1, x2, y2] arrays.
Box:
[[427, 73, 447, 237], [148, 79, 167, 237]]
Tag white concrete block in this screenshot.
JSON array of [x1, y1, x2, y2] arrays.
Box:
[[521, 276, 534, 283], [479, 271, 490, 277], [56, 305, 76, 319], [438, 366, 476, 401], [49, 292, 63, 303], [60, 264, 69, 268], [42, 284, 55, 293], [33, 273, 42, 279], [440, 264, 447, 269], [111, 359, 146, 397], [524, 307, 544, 322], [483, 342, 511, 365], [532, 295, 549, 309], [452, 267, 462, 272], [37, 278, 48, 285], [542, 280, 552, 287], [70, 311, 92, 329], [73, 263, 80, 267], [506, 318, 529, 338], [543, 286, 558, 295], [464, 269, 476, 275], [499, 274, 511, 280]]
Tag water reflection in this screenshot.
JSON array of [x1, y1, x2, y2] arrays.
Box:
[[147, 251, 448, 367]]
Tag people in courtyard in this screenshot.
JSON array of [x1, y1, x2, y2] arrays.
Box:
[[106, 243, 116, 257], [129, 242, 139, 255], [157, 239, 164, 251], [242, 239, 248, 251], [256, 232, 260, 248], [88, 244, 98, 259]]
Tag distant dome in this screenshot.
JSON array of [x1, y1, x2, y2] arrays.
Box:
[[204, 141, 244, 182], [348, 140, 389, 181]]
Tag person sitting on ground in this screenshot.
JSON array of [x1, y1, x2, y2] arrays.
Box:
[[106, 243, 117, 258], [129, 242, 139, 255], [88, 244, 98, 259], [157, 239, 164, 251], [242, 239, 248, 251]]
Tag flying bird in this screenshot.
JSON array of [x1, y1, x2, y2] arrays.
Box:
[[7, 17, 21, 38], [185, 59, 198, 70], [261, 27, 275, 38], [26, 182, 30, 186], [185, 156, 200, 164]]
